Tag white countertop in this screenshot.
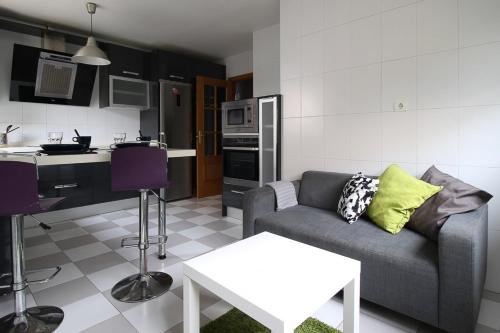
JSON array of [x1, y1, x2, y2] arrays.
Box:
[[0, 146, 196, 166]]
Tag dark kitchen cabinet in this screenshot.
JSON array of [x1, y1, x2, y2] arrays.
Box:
[[193, 59, 226, 80], [151, 50, 226, 83], [37, 163, 137, 211], [38, 164, 94, 209], [153, 50, 192, 83], [103, 44, 151, 80]]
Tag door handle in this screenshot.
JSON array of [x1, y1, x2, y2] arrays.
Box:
[[230, 190, 245, 195], [122, 70, 140, 76], [222, 147, 259, 151], [169, 75, 185, 80], [197, 130, 203, 145], [54, 183, 78, 189]]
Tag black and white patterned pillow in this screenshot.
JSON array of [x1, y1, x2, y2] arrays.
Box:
[[338, 173, 379, 224]]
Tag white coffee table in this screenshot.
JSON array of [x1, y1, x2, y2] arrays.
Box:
[[183, 232, 361, 333]]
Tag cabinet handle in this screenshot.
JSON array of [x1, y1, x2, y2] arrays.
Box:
[[54, 183, 78, 189], [122, 70, 140, 76], [169, 75, 185, 80], [230, 190, 245, 195], [223, 147, 259, 151]]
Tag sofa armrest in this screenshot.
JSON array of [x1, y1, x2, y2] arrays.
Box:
[[438, 205, 488, 333], [242, 180, 301, 238]]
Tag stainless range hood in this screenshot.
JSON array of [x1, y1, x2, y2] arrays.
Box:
[[34, 51, 77, 99]]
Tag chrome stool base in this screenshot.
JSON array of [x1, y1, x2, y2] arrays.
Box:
[[0, 306, 64, 333], [111, 272, 173, 303]]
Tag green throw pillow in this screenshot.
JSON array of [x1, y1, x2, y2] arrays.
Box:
[[367, 164, 443, 234]]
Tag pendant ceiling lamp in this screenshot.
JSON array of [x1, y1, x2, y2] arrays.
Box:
[[72, 2, 110, 66]]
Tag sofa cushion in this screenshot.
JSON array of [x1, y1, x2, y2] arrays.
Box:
[[367, 164, 443, 235], [408, 165, 493, 241], [255, 205, 439, 325], [298, 171, 354, 211], [338, 172, 379, 223]]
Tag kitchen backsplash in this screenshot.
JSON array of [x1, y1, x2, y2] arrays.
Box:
[[0, 30, 141, 147]]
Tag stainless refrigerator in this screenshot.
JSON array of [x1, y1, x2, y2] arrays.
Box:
[[158, 80, 194, 201]]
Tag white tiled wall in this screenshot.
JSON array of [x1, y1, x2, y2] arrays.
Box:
[[0, 30, 140, 147], [280, 0, 500, 292]]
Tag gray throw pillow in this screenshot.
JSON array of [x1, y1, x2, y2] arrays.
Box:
[[407, 166, 492, 241]]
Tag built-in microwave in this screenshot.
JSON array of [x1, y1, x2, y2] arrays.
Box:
[[222, 98, 258, 134]]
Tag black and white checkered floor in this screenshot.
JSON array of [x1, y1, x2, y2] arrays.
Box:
[[0, 195, 497, 332]]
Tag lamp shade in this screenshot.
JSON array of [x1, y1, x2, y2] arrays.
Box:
[[72, 36, 110, 66]]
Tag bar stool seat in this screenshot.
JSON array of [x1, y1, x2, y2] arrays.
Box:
[[0, 159, 65, 333], [110, 146, 173, 303]]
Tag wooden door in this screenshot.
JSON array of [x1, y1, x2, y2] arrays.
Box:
[[196, 76, 228, 198]]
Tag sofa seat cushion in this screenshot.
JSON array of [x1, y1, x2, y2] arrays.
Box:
[[254, 205, 439, 326]]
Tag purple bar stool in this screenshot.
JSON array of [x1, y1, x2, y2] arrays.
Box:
[[0, 158, 65, 333], [110, 146, 173, 302]]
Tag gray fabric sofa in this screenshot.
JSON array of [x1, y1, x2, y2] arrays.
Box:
[[243, 171, 488, 333]]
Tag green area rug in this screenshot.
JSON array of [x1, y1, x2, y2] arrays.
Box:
[[201, 308, 342, 333]]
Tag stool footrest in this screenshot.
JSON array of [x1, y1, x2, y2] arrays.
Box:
[[26, 266, 62, 285], [121, 235, 168, 248]]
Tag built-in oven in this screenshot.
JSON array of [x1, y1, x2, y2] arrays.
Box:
[[222, 136, 259, 188], [222, 98, 258, 134]]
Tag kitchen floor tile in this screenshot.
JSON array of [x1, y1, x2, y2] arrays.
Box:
[[25, 234, 52, 247], [82, 221, 119, 233], [55, 234, 99, 251], [193, 206, 221, 214], [197, 232, 237, 248], [167, 220, 198, 232], [82, 314, 138, 333], [203, 220, 238, 231], [74, 251, 127, 275], [131, 252, 183, 272], [112, 215, 140, 226], [186, 214, 219, 225], [122, 292, 183, 333], [166, 206, 190, 215], [24, 227, 45, 239], [87, 262, 138, 292], [25, 252, 71, 271], [92, 226, 130, 241], [101, 210, 134, 221], [32, 276, 100, 308], [202, 300, 234, 321], [73, 215, 108, 227], [48, 221, 79, 232], [64, 242, 111, 262], [179, 226, 216, 240], [103, 235, 127, 250], [173, 211, 201, 219], [24, 242, 60, 260], [48, 227, 88, 242], [221, 226, 243, 239], [167, 240, 212, 260], [28, 263, 83, 293], [56, 293, 119, 333]]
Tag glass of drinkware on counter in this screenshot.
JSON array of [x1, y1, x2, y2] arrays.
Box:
[[48, 131, 63, 144], [113, 133, 127, 144]]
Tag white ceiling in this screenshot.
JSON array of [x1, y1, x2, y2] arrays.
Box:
[[0, 0, 279, 60]]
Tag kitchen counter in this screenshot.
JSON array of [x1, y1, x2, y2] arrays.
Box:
[[0, 146, 196, 166]]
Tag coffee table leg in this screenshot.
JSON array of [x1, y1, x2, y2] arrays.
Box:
[[343, 275, 360, 333], [183, 276, 200, 333], [273, 322, 294, 333]]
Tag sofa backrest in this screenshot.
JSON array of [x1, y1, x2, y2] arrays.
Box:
[[298, 171, 354, 211]]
